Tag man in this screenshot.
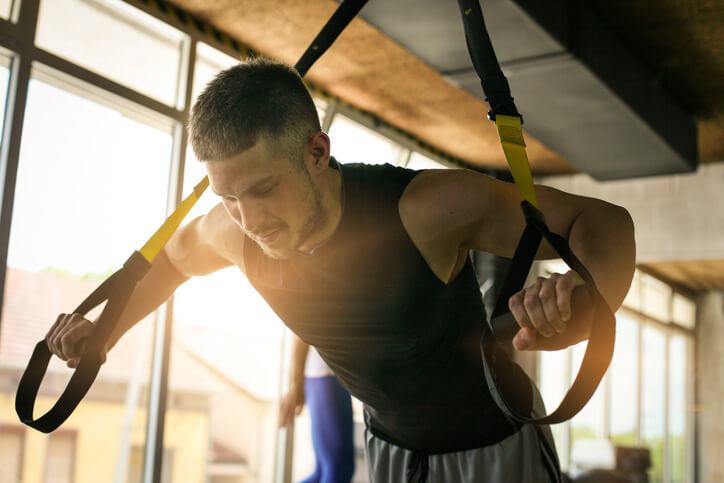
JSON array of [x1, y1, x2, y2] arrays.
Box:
[[46, 57, 636, 482]]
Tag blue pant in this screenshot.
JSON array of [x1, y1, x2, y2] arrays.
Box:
[[299, 376, 355, 483]]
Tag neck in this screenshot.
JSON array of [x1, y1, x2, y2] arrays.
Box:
[[296, 164, 344, 255]]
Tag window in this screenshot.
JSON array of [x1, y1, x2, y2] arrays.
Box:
[[405, 151, 448, 170], [0, 426, 25, 482], [672, 294, 695, 329], [641, 325, 666, 481], [127, 446, 173, 483], [0, 0, 13, 21], [44, 431, 77, 483], [36, 0, 187, 106], [641, 274, 671, 322], [163, 41, 288, 483], [328, 114, 406, 165], [0, 54, 10, 136], [0, 70, 174, 482], [191, 42, 239, 107], [668, 336, 688, 483], [609, 315, 639, 446], [537, 266, 694, 483]]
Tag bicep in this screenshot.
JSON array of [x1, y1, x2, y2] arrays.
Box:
[[401, 169, 592, 260], [164, 203, 239, 277]]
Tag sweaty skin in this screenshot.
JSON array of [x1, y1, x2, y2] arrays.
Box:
[[46, 131, 635, 367]]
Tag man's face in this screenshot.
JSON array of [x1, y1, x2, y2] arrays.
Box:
[[205, 139, 326, 259]]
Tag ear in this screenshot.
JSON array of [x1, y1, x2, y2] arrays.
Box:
[[305, 131, 331, 174]]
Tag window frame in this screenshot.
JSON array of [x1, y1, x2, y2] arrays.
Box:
[[0, 2, 469, 483]]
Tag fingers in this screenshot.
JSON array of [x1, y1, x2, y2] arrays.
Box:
[[278, 385, 305, 427], [66, 348, 105, 369], [45, 313, 94, 362], [509, 272, 585, 351], [509, 277, 557, 338], [541, 274, 566, 333], [278, 398, 293, 427]]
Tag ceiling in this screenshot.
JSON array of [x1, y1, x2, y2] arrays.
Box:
[[160, 0, 724, 292], [163, 0, 723, 174]]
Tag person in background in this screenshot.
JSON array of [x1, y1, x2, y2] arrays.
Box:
[[279, 335, 355, 483]]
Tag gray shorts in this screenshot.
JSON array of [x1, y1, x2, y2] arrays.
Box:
[[363, 392, 560, 482]]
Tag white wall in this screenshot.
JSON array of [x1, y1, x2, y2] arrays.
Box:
[[540, 162, 724, 263]]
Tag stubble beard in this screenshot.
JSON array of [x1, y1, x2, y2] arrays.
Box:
[[258, 176, 327, 259]]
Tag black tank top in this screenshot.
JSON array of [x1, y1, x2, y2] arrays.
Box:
[[243, 160, 524, 453]]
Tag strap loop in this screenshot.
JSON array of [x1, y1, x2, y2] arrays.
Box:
[[456, 0, 616, 424]]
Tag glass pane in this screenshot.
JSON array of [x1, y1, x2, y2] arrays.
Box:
[[641, 274, 671, 322], [641, 325, 666, 483], [623, 270, 642, 312], [36, 0, 186, 106], [45, 433, 76, 483], [0, 58, 10, 140], [169, 133, 288, 480], [672, 293, 696, 329], [0, 0, 11, 21], [192, 42, 239, 107], [0, 429, 24, 482], [314, 97, 327, 128], [328, 114, 405, 165], [609, 314, 639, 445], [569, 341, 605, 439], [0, 0, 13, 20], [668, 336, 688, 483], [406, 151, 448, 170], [539, 348, 571, 470], [0, 74, 173, 482]]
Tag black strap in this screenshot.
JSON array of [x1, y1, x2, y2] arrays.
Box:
[[456, 0, 520, 120], [15, 0, 368, 434], [15, 251, 150, 432], [456, 0, 617, 425], [295, 0, 369, 77], [483, 205, 616, 425]]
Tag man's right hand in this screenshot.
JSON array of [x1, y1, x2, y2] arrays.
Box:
[[278, 381, 305, 428], [45, 313, 106, 369]]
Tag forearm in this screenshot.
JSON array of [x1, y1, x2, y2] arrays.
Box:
[[106, 248, 189, 350], [288, 334, 310, 387], [567, 201, 636, 311]]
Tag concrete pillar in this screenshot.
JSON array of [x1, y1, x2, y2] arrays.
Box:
[[695, 291, 724, 483]]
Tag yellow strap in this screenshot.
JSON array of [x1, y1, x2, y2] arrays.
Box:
[[139, 176, 209, 263], [494, 115, 539, 209]]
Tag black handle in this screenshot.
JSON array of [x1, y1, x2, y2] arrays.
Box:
[[491, 311, 519, 342]]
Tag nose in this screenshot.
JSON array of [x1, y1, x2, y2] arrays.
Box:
[[236, 199, 266, 234]]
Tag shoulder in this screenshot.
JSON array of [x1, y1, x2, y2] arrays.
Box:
[[165, 202, 245, 276], [398, 169, 507, 241], [397, 169, 505, 281], [343, 162, 417, 187]]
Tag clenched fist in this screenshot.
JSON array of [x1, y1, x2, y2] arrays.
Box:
[[508, 270, 593, 351], [45, 313, 106, 368]]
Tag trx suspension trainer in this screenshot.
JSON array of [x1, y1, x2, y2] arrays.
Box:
[[16, 0, 614, 432]]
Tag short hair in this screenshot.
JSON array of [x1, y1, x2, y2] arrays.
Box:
[[189, 57, 321, 165]]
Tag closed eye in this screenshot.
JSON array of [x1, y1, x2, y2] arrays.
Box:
[[254, 183, 277, 197]]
